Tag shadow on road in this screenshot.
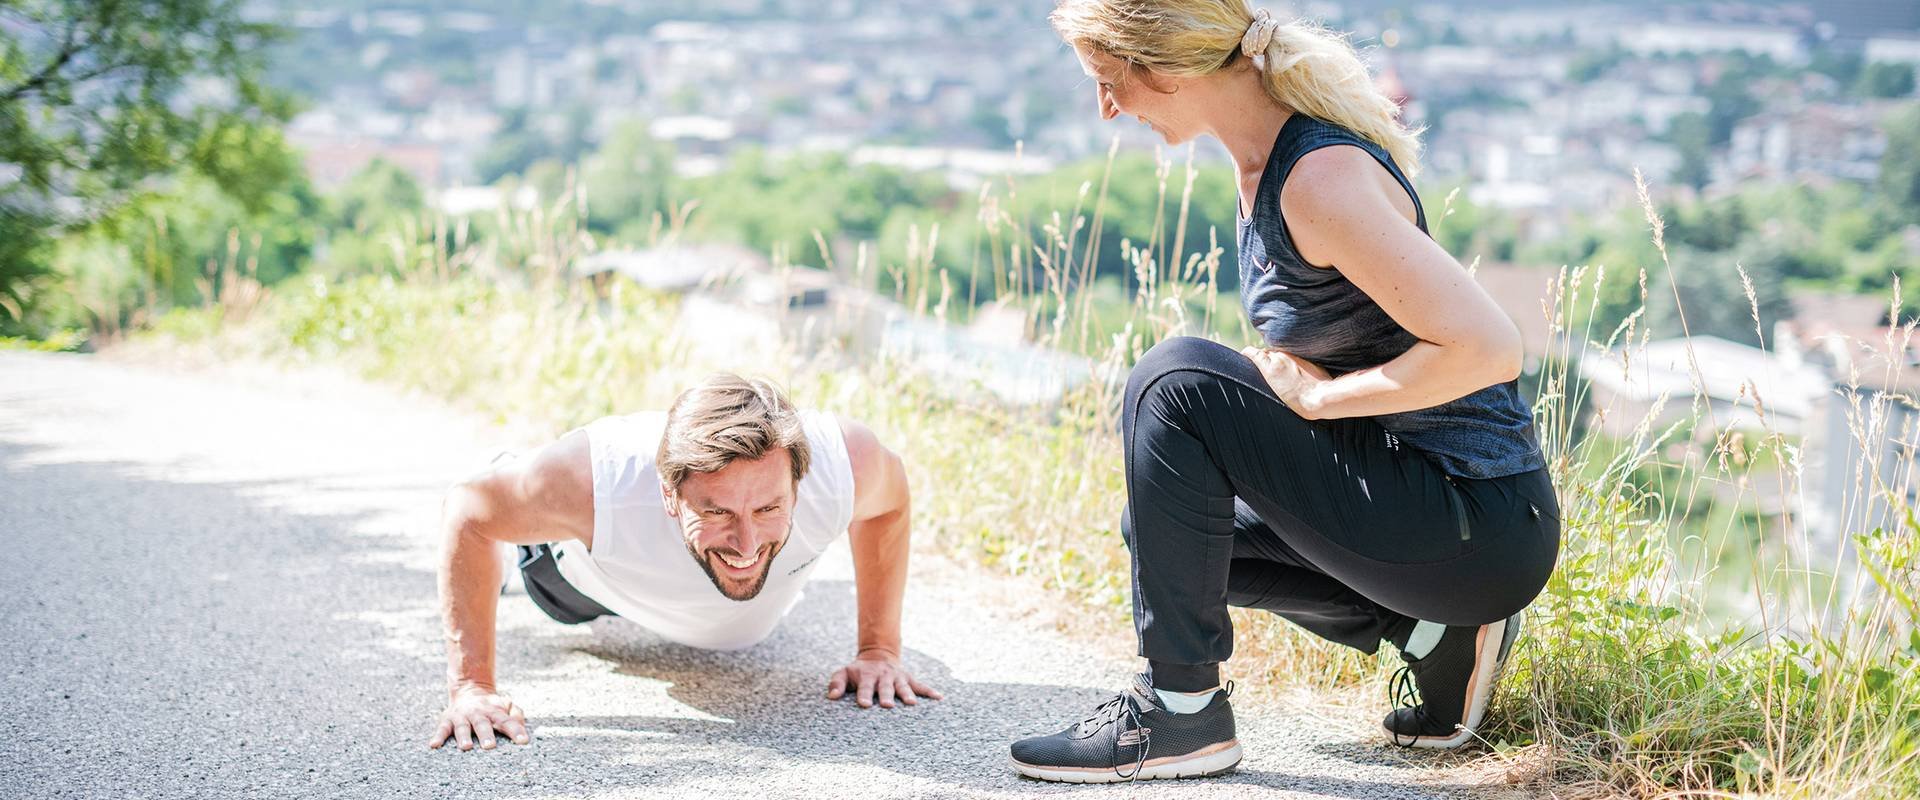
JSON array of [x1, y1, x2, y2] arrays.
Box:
[[0, 427, 1504, 799], [534, 581, 1503, 798]]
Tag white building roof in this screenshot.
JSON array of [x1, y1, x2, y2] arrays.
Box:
[[1578, 335, 1835, 427], [575, 244, 770, 291]]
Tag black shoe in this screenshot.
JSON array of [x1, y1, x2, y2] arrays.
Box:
[[1382, 613, 1522, 749], [1009, 673, 1242, 783]]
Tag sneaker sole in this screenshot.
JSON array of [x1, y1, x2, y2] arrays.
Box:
[[1387, 614, 1523, 750], [1009, 739, 1243, 783]]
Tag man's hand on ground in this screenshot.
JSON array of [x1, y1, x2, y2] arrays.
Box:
[[826, 650, 944, 709], [429, 686, 530, 751]]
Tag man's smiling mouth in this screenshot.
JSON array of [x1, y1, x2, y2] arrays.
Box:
[[716, 550, 761, 570]]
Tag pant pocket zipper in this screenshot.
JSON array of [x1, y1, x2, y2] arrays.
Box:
[[1444, 476, 1472, 542]]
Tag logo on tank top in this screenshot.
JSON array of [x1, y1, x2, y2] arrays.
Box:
[[1384, 432, 1402, 451], [786, 553, 821, 576]]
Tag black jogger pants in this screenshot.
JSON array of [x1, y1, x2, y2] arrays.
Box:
[[1120, 336, 1561, 692]]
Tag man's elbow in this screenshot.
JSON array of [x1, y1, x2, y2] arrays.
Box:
[[853, 453, 912, 537], [881, 449, 912, 520], [440, 482, 499, 548]]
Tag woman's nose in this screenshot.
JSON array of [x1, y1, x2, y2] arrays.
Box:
[[1097, 85, 1118, 121]]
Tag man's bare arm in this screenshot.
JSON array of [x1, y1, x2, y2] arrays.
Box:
[[431, 430, 593, 750], [825, 417, 942, 709]]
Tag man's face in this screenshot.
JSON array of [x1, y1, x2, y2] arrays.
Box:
[[664, 448, 797, 601]]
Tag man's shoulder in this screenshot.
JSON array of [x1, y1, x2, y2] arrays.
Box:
[[518, 429, 595, 519], [824, 413, 874, 479], [825, 414, 908, 524]]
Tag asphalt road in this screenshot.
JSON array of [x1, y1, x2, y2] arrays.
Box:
[[0, 351, 1535, 799]]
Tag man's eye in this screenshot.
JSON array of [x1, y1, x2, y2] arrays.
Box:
[[758, 505, 781, 514]]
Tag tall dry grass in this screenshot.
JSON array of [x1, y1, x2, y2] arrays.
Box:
[[146, 152, 1920, 798]]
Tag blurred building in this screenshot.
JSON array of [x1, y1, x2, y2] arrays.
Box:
[[1819, 0, 1920, 41], [1622, 22, 1809, 63], [1727, 103, 1890, 183], [293, 135, 444, 190], [1579, 334, 1834, 439], [1575, 289, 1920, 556], [1865, 34, 1920, 65]]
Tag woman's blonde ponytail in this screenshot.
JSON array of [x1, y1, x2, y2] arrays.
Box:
[[1257, 19, 1423, 178], [1049, 1, 1422, 177]]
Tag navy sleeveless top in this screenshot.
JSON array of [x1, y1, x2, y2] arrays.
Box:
[[1236, 113, 1545, 479]]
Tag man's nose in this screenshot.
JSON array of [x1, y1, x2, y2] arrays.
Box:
[[715, 523, 750, 553], [1097, 85, 1118, 121]]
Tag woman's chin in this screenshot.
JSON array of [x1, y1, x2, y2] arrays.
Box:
[[1143, 121, 1190, 145]]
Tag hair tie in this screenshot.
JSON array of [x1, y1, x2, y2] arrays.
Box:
[[1241, 8, 1280, 58]]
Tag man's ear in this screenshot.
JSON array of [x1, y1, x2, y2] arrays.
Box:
[[660, 480, 678, 517]]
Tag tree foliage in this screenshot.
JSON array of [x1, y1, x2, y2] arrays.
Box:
[[1704, 58, 1765, 146], [317, 159, 424, 277], [582, 121, 675, 242], [1881, 103, 1920, 216], [1643, 243, 1796, 348], [679, 148, 950, 264], [1668, 111, 1713, 191], [1548, 178, 1917, 342], [0, 0, 293, 333], [0, 0, 289, 211], [1859, 62, 1917, 100], [474, 106, 595, 186]]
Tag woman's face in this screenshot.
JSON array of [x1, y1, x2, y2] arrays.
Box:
[[1075, 46, 1200, 145]]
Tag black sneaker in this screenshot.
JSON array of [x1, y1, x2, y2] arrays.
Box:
[[1382, 613, 1523, 749], [1009, 673, 1242, 783]]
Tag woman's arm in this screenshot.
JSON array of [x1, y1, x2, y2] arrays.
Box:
[[1265, 146, 1523, 420]]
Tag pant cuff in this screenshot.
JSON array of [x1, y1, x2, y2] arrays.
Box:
[[1148, 660, 1222, 692]]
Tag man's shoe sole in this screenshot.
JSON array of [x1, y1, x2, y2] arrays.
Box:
[[1387, 614, 1522, 750], [1009, 739, 1243, 783]]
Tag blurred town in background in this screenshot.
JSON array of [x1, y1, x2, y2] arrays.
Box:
[[7, 0, 1920, 596], [274, 1, 1918, 228], [267, 0, 1920, 555]]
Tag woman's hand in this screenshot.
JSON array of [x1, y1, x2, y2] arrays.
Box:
[[1241, 346, 1334, 419]]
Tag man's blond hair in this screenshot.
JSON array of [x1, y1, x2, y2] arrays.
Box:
[[657, 374, 811, 491]]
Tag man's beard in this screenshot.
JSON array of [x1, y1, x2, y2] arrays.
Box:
[[688, 530, 789, 602]]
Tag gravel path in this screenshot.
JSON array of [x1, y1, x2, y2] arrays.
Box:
[[0, 351, 1536, 799]]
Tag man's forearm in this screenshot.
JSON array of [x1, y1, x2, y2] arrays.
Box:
[[849, 507, 910, 658], [439, 492, 503, 694]]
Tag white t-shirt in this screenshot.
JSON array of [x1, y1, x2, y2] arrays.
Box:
[[549, 410, 856, 650]]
